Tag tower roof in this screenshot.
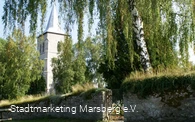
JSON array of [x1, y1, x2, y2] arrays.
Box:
[[44, 4, 64, 34]]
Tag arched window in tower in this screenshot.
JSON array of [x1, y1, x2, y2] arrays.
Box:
[[45, 39, 48, 51], [40, 43, 42, 53], [57, 41, 60, 52], [43, 42, 45, 53]]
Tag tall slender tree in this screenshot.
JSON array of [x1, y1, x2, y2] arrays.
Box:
[[52, 36, 75, 94]]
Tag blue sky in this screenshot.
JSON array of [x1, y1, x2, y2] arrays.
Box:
[[0, 1, 5, 38]]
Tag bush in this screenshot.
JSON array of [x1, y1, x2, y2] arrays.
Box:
[[27, 75, 46, 95]]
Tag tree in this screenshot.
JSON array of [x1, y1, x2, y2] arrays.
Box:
[[27, 75, 46, 95], [98, 0, 133, 88], [128, 0, 152, 72], [3, 0, 195, 89], [0, 30, 43, 99], [52, 36, 75, 94], [52, 36, 105, 93], [0, 38, 6, 48], [83, 36, 105, 87], [0, 38, 6, 99], [72, 53, 87, 84]]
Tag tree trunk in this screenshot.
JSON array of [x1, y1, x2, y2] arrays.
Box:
[[128, 0, 152, 72]]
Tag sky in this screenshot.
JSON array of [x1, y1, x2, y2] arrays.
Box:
[[0, 1, 4, 38], [0, 0, 195, 63], [0, 0, 96, 44]]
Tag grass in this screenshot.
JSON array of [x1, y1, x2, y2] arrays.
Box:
[[122, 69, 195, 98], [0, 95, 50, 107], [68, 83, 109, 100], [126, 69, 195, 81], [0, 84, 108, 122], [81, 88, 110, 100], [71, 82, 95, 94], [0, 83, 109, 107]]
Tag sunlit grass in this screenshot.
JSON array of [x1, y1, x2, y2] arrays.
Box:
[[125, 68, 195, 82], [0, 94, 50, 107], [71, 82, 95, 93], [0, 83, 99, 107], [122, 68, 195, 98]]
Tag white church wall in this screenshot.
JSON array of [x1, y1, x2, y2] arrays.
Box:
[[37, 4, 65, 94]]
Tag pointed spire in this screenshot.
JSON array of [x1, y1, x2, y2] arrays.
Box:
[[44, 4, 64, 34]]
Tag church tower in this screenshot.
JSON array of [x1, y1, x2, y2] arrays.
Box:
[[37, 4, 65, 93]]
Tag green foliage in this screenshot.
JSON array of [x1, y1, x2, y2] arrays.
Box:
[[53, 36, 106, 94], [53, 34, 107, 94], [71, 83, 95, 94], [81, 88, 109, 100], [0, 95, 50, 107], [3, 0, 195, 66], [98, 1, 133, 89], [83, 37, 105, 86], [52, 37, 75, 94], [72, 53, 86, 84], [0, 30, 43, 100], [27, 75, 46, 95], [0, 38, 6, 49], [0, 38, 6, 95], [2, 0, 47, 35], [137, 0, 194, 69], [122, 72, 195, 98], [3, 0, 195, 90]]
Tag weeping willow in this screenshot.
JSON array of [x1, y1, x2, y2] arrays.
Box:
[[137, 0, 179, 71], [3, 0, 47, 36], [2, 0, 195, 72], [135, 0, 195, 70]]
